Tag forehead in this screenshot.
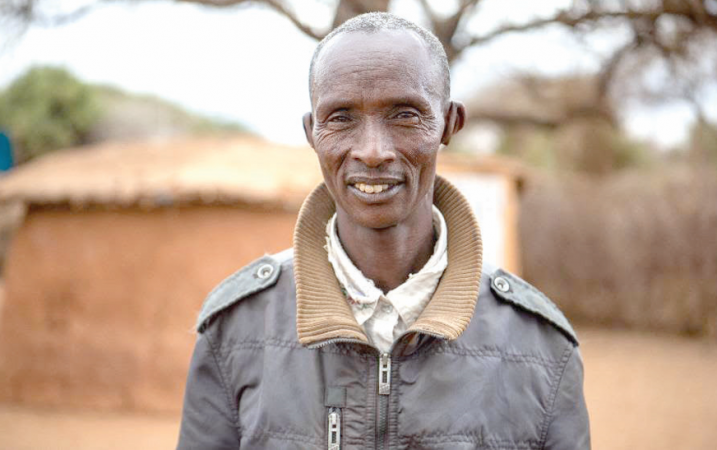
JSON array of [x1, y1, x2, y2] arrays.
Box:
[[312, 30, 440, 109]]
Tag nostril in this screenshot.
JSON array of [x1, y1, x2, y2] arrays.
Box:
[[353, 146, 395, 168]]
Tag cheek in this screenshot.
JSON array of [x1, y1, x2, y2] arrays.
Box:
[[400, 138, 439, 172], [314, 132, 341, 161], [314, 145, 348, 194], [316, 151, 343, 184]]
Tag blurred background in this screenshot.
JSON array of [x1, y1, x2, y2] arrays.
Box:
[[0, 0, 716, 449]]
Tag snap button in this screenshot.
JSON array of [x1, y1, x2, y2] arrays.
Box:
[[493, 276, 510, 293], [256, 263, 274, 280]]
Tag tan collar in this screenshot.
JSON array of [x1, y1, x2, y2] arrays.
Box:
[[293, 175, 483, 347]]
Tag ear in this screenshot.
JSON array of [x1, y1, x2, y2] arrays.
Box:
[[441, 101, 466, 146], [302, 112, 315, 149]]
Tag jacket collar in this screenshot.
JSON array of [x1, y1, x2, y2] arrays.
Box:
[[293, 175, 483, 347]]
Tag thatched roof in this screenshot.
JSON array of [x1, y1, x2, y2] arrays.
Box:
[[0, 136, 523, 211], [0, 137, 323, 210]]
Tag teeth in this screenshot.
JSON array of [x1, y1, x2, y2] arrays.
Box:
[[355, 183, 390, 194]]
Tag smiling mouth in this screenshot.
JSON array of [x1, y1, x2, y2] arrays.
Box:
[[348, 177, 403, 196], [354, 182, 390, 194]]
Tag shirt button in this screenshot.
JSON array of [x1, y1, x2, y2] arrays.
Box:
[[382, 303, 393, 313]]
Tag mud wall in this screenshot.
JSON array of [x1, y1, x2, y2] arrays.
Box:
[[0, 205, 296, 412]]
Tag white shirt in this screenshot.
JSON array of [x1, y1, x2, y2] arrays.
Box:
[[324, 206, 448, 353]]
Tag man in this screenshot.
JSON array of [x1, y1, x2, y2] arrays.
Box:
[[178, 12, 590, 450]]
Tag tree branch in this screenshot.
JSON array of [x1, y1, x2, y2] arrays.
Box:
[[331, 0, 390, 29], [467, 104, 616, 130], [417, 0, 483, 62], [2, 0, 105, 27], [261, 0, 326, 39], [174, 0, 326, 39], [459, 7, 717, 53], [7, 0, 328, 40], [596, 37, 639, 101]]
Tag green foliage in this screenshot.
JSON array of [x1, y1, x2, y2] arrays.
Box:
[[0, 66, 99, 163], [0, 66, 251, 165]]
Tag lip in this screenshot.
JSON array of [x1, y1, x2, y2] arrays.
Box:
[[345, 176, 403, 186]]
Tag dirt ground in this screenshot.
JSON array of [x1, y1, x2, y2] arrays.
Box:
[[0, 327, 716, 450]]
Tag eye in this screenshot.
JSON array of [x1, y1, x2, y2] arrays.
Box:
[[329, 115, 350, 122], [395, 111, 418, 120], [326, 110, 352, 123], [392, 110, 421, 124]]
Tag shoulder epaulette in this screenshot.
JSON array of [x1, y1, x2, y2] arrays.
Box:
[[196, 254, 284, 333], [489, 269, 578, 345]]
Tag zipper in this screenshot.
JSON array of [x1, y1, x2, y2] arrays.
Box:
[[378, 353, 391, 395], [376, 352, 391, 449], [309, 338, 366, 349], [327, 408, 341, 450], [315, 333, 444, 449]]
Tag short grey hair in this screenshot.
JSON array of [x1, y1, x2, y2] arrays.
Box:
[[309, 12, 450, 105]]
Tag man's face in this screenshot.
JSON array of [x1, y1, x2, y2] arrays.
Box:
[[306, 30, 448, 230]]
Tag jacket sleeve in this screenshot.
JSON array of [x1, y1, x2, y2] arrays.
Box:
[[177, 331, 241, 450], [543, 346, 591, 450]]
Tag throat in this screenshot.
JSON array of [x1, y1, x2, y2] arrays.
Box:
[[336, 213, 436, 293]]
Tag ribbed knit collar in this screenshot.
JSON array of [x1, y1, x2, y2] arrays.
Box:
[[293, 175, 483, 347]]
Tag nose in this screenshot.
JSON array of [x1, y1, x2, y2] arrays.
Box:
[[352, 120, 395, 168]]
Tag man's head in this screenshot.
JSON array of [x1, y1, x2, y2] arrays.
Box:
[[303, 12, 465, 231], [309, 13, 451, 107]]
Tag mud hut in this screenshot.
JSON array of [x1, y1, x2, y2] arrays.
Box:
[[0, 137, 523, 412]]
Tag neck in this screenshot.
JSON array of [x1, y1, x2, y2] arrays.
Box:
[[336, 200, 435, 293]]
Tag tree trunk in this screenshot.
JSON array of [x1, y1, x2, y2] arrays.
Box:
[[331, 0, 391, 29]]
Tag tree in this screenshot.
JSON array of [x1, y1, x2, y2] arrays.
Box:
[[0, 66, 99, 163], [468, 74, 652, 174], [3, 0, 716, 164]]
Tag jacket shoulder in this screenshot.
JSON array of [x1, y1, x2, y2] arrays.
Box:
[[488, 268, 579, 345], [196, 249, 293, 333]]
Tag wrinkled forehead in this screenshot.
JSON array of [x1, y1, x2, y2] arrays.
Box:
[[311, 29, 441, 107]]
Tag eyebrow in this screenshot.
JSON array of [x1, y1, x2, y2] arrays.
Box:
[[315, 98, 358, 116], [316, 94, 431, 117], [384, 95, 432, 111]]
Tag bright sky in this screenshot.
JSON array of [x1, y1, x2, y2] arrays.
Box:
[[1, 0, 714, 148]]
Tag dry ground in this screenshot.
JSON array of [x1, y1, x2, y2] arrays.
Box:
[[1, 327, 716, 450]]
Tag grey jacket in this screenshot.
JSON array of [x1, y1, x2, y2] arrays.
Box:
[[177, 179, 590, 450]]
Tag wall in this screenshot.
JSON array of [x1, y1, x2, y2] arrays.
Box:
[[0, 205, 296, 412]]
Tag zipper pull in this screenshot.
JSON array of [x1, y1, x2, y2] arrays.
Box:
[[378, 353, 391, 396], [328, 408, 341, 450]]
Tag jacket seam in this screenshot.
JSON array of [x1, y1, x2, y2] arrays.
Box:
[[243, 427, 323, 446], [217, 338, 373, 357], [403, 432, 542, 448], [539, 344, 575, 449], [365, 355, 376, 450], [403, 345, 560, 368], [218, 338, 305, 354], [205, 328, 243, 443]]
